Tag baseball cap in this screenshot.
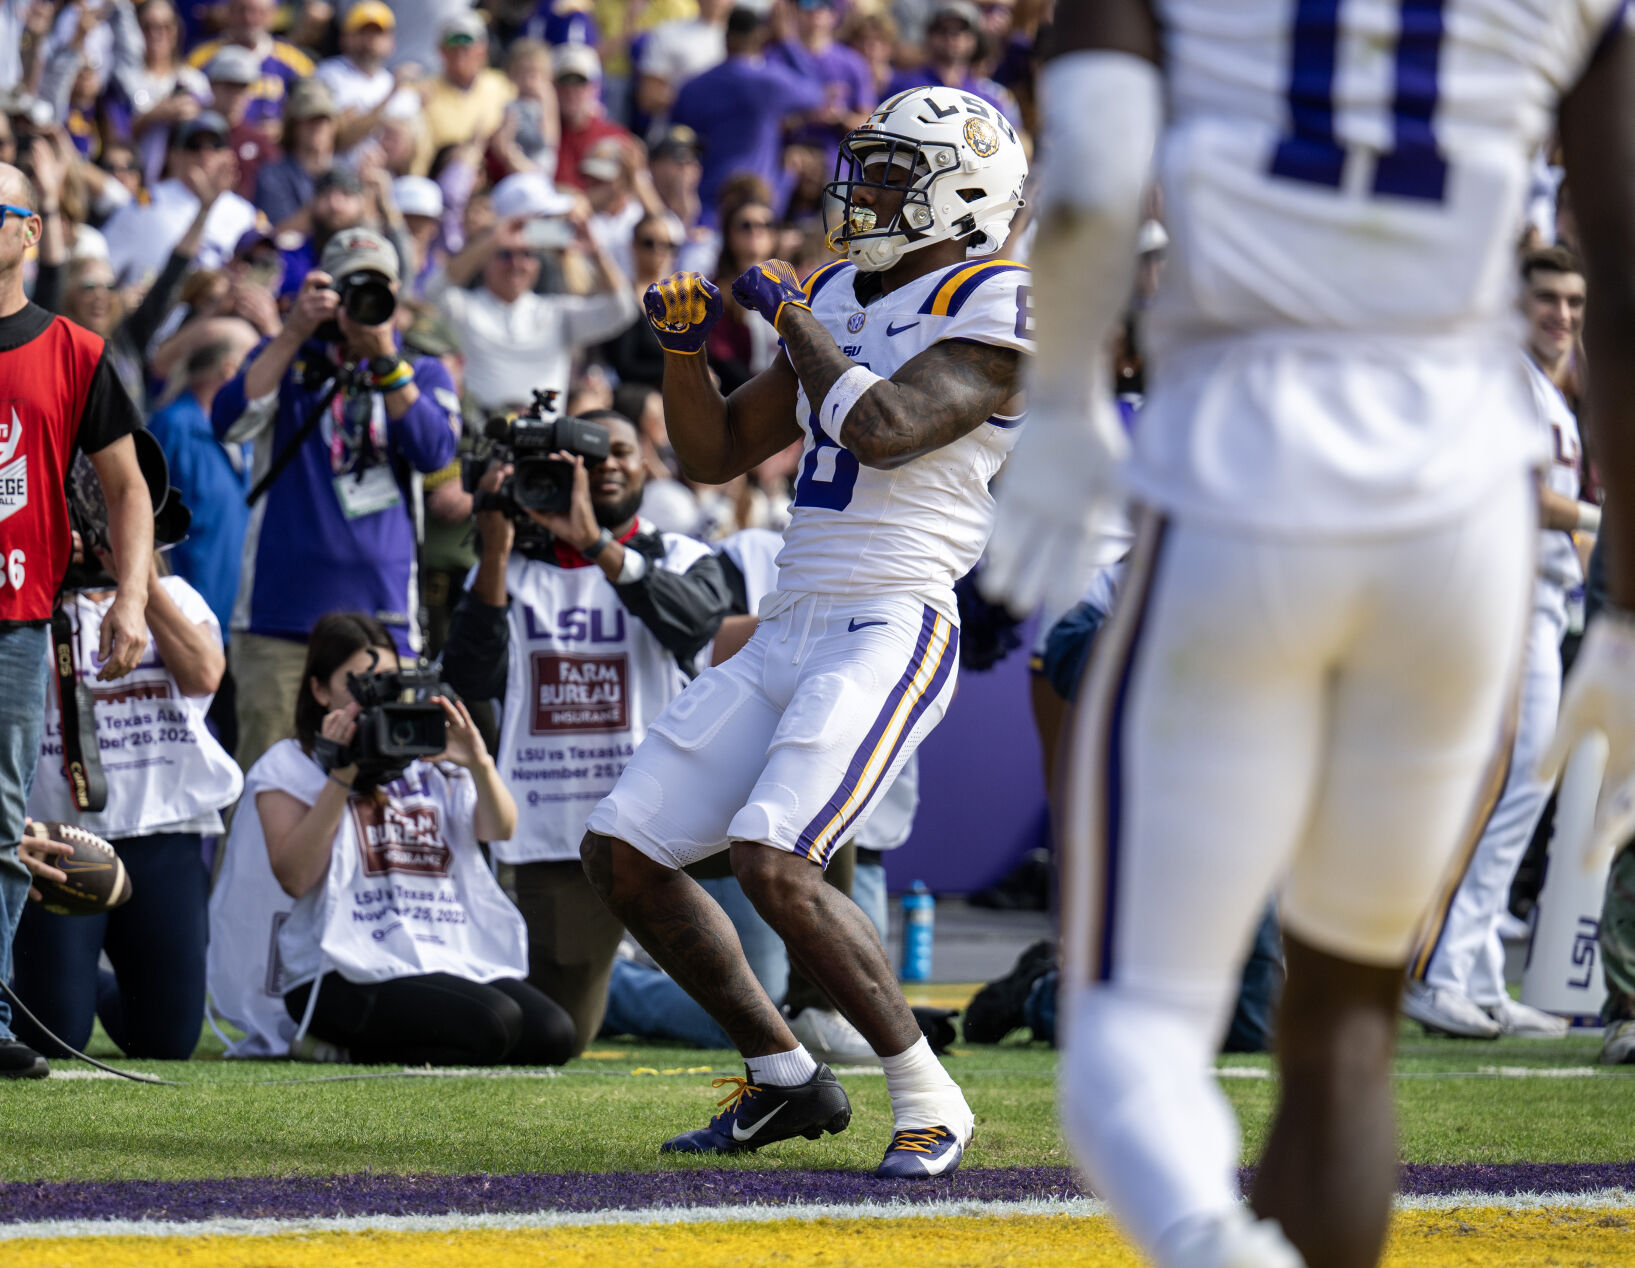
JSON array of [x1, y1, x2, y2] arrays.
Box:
[[580, 139, 623, 184], [403, 308, 461, 359], [394, 175, 444, 219], [314, 165, 365, 195], [321, 227, 400, 284], [173, 111, 230, 147], [552, 43, 602, 83], [491, 171, 576, 220], [440, 11, 488, 46], [343, 1, 396, 32], [232, 227, 273, 258], [931, 1, 981, 29], [206, 45, 262, 85], [285, 79, 335, 121], [649, 125, 702, 163]]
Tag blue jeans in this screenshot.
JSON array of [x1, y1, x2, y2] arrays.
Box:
[[853, 861, 888, 945], [12, 832, 210, 1059], [600, 876, 790, 1049], [0, 624, 49, 1040]]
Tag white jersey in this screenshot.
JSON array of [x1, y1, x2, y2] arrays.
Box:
[[1525, 355, 1584, 632], [484, 527, 714, 865], [31, 578, 242, 838], [773, 258, 1034, 610], [719, 528, 784, 612], [1130, 0, 1624, 533], [259, 740, 529, 993]]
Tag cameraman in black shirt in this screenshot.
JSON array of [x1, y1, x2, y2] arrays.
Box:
[[442, 407, 729, 1052]]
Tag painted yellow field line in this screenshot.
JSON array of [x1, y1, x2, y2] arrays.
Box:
[[1, 1208, 1629, 1267]]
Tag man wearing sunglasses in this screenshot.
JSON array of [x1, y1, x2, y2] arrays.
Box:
[[103, 112, 258, 285], [0, 166, 154, 1078]]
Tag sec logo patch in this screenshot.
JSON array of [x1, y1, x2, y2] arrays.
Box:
[[846, 312, 867, 333], [963, 117, 1000, 158]]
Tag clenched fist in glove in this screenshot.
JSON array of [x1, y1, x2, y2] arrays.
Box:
[[731, 259, 811, 330], [645, 271, 723, 354]]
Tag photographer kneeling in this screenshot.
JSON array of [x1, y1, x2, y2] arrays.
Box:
[[12, 532, 240, 1061], [242, 612, 575, 1067], [442, 406, 730, 1053]]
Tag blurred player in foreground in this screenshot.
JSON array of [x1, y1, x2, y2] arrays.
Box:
[[582, 84, 1031, 1178], [982, 2, 1635, 1266]]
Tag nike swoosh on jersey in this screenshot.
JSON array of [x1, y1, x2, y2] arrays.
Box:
[[731, 1101, 788, 1141], [885, 321, 920, 336], [847, 618, 888, 632]]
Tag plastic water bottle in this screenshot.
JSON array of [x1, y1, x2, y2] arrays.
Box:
[[901, 881, 935, 982]]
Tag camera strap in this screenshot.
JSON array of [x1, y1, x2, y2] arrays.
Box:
[[245, 376, 344, 507], [51, 603, 107, 813]]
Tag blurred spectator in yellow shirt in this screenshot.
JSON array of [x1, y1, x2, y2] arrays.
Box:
[[414, 12, 515, 174]]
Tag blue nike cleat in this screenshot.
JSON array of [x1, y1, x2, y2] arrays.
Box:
[[875, 1126, 967, 1178], [660, 1064, 852, 1154]]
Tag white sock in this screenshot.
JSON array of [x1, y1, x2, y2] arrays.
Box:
[[880, 1035, 973, 1139], [1062, 984, 1242, 1265], [746, 1044, 818, 1087]]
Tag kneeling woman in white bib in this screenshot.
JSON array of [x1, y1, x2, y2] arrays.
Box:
[[12, 557, 241, 1059], [247, 612, 575, 1066]]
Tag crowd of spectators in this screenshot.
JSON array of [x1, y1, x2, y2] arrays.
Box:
[[0, 0, 1047, 1067], [3, 0, 1625, 1075], [1, 0, 1045, 568]]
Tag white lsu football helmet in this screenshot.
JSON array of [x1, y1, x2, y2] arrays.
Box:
[[824, 84, 1028, 273]]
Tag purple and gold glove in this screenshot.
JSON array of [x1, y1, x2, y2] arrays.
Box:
[[644, 271, 723, 354], [731, 259, 811, 330]]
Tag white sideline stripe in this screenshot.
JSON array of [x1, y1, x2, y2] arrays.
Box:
[[3, 1190, 1632, 1242], [50, 1064, 1630, 1086]]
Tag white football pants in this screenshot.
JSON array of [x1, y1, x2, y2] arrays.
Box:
[[1059, 476, 1534, 1262]]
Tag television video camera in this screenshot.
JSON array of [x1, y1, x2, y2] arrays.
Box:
[[315, 656, 448, 789], [462, 388, 612, 518]]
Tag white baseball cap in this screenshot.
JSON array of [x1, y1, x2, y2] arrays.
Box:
[[491, 172, 576, 220], [393, 175, 444, 219]]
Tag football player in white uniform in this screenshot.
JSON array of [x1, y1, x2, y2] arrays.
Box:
[[581, 84, 1031, 1178], [981, 2, 1635, 1266]]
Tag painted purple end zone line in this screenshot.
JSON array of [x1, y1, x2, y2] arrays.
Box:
[[1, 1164, 1631, 1227]]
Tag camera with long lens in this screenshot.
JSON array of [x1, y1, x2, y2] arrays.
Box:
[[315, 271, 397, 343], [462, 388, 612, 518], [324, 659, 448, 789]]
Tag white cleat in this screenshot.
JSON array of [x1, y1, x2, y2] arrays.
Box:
[[1600, 1019, 1635, 1065], [786, 1007, 879, 1065], [1484, 997, 1569, 1038], [1401, 981, 1501, 1039], [1165, 1210, 1306, 1268]]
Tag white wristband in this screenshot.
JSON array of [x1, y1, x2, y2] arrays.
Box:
[[1576, 501, 1603, 534], [819, 365, 885, 449]]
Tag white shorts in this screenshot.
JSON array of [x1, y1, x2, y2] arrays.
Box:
[[587, 592, 959, 869], [1061, 476, 1535, 1018]]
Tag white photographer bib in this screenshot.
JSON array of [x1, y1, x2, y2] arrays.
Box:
[[484, 528, 714, 864], [255, 741, 528, 992], [31, 577, 242, 837]]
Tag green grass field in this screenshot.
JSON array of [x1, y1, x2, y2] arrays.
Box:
[[3, 1023, 1629, 1184]]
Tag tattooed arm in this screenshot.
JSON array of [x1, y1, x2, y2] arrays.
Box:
[[777, 305, 1024, 470]]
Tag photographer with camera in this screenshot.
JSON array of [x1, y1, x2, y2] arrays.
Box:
[[234, 610, 576, 1067], [441, 405, 731, 1052], [211, 227, 459, 771]]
